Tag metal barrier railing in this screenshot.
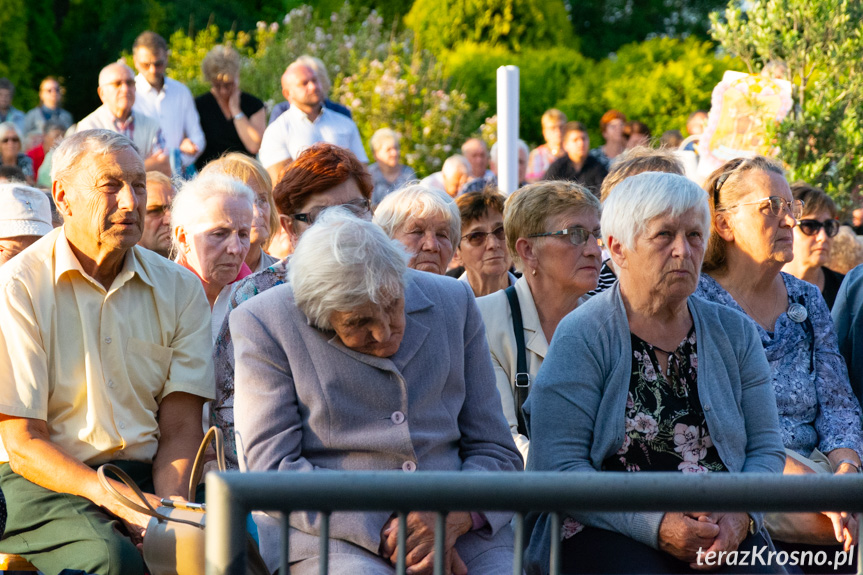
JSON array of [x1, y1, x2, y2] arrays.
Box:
[[206, 471, 863, 575]]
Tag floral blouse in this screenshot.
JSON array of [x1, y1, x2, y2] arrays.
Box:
[[696, 273, 863, 458], [212, 257, 289, 469], [603, 328, 726, 474]]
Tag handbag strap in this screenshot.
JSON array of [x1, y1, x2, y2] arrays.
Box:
[[504, 285, 530, 437], [188, 426, 226, 502], [96, 464, 202, 529]]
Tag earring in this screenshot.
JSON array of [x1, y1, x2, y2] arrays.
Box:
[[532, 269, 537, 276]]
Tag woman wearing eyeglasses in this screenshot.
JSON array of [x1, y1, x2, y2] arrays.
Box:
[[695, 156, 863, 565], [782, 183, 845, 310], [211, 142, 373, 469], [0, 122, 34, 184], [453, 189, 516, 297], [474, 181, 601, 462]]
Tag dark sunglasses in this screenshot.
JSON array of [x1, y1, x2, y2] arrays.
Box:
[[461, 226, 505, 247], [290, 198, 371, 225], [1, 137, 20, 143], [798, 218, 840, 238], [528, 226, 602, 247]]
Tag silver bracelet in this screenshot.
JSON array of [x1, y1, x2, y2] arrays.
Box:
[[836, 458, 861, 472]]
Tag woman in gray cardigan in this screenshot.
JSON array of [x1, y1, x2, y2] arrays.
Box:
[[232, 209, 522, 574], [524, 172, 786, 574]]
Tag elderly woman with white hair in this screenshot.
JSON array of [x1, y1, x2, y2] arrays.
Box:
[[373, 183, 461, 275], [0, 122, 34, 184], [524, 172, 786, 575], [171, 172, 254, 340], [232, 208, 522, 574], [368, 128, 416, 205]]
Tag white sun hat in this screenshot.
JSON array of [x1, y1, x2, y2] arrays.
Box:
[[0, 183, 53, 239]]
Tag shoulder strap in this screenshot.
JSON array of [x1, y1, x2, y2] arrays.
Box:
[[504, 285, 531, 438]]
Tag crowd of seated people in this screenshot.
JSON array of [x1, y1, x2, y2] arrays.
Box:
[[3, 37, 863, 575]]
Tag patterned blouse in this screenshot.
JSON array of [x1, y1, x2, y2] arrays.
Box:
[[212, 257, 290, 469], [696, 273, 863, 458], [603, 328, 726, 474]]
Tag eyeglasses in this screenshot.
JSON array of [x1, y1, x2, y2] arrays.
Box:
[[734, 196, 804, 220], [461, 226, 505, 247], [798, 218, 840, 238], [1, 138, 20, 143], [528, 226, 602, 247], [290, 198, 371, 225], [101, 80, 136, 89]]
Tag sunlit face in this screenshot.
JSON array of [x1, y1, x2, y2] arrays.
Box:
[[532, 209, 601, 296], [56, 147, 147, 255], [721, 170, 795, 266], [615, 209, 706, 305], [792, 209, 835, 270], [43, 128, 64, 151], [329, 295, 406, 358], [0, 129, 21, 161], [0, 89, 11, 111], [40, 79, 62, 109], [392, 213, 455, 275], [177, 195, 252, 293], [374, 138, 400, 169], [0, 236, 41, 266], [139, 179, 174, 257], [281, 177, 366, 247], [98, 66, 136, 118], [457, 209, 510, 280], [443, 169, 469, 198], [133, 47, 168, 88], [284, 65, 323, 109], [463, 141, 489, 178], [563, 130, 589, 163], [542, 120, 565, 150], [244, 180, 272, 248]]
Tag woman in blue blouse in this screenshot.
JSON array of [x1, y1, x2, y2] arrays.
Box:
[[696, 156, 863, 560]]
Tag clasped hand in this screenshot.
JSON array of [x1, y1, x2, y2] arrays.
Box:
[[659, 511, 750, 571], [379, 511, 473, 575]]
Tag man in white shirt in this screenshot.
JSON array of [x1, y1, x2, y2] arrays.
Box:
[[132, 31, 205, 177], [259, 61, 367, 183]]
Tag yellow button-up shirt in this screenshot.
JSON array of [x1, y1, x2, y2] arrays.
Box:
[[0, 228, 215, 465]]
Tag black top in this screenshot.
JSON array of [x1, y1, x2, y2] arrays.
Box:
[[544, 154, 608, 196], [194, 91, 265, 170], [822, 266, 845, 310], [587, 260, 618, 297], [603, 328, 727, 474]]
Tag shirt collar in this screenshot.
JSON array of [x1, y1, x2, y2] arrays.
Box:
[[135, 74, 163, 95], [54, 228, 153, 290], [287, 103, 325, 123]]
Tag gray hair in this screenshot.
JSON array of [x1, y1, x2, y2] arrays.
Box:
[[51, 129, 140, 184], [202, 45, 240, 83], [0, 122, 22, 143], [490, 139, 529, 164], [289, 208, 409, 330], [601, 171, 710, 251], [98, 62, 135, 86], [442, 155, 470, 178], [170, 172, 255, 255], [373, 184, 462, 248], [295, 55, 332, 94], [370, 128, 400, 154]]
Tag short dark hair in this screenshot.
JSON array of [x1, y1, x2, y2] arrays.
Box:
[[133, 31, 168, 54], [564, 121, 587, 138], [456, 188, 506, 230], [791, 182, 837, 219], [0, 165, 26, 182], [624, 121, 651, 139], [0, 78, 14, 94], [272, 143, 372, 216]]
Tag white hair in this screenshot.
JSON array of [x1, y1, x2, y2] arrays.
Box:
[[170, 172, 255, 255], [442, 155, 470, 178], [289, 208, 409, 330], [98, 61, 135, 86], [52, 129, 140, 184], [370, 128, 400, 153], [373, 184, 462, 248], [490, 139, 529, 164], [601, 171, 710, 251], [0, 122, 22, 143]]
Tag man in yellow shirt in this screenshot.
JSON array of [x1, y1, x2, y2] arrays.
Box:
[[0, 129, 214, 575]]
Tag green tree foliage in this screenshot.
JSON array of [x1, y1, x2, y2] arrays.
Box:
[[405, 0, 572, 55], [567, 0, 727, 60], [288, 0, 415, 25], [443, 43, 593, 145], [711, 0, 863, 203], [0, 0, 35, 109]]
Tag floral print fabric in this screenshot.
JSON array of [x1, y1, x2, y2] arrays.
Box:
[[602, 328, 727, 475], [696, 273, 863, 458]]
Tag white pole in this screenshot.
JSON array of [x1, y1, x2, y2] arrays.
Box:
[[496, 66, 519, 195]]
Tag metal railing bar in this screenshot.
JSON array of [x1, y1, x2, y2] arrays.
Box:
[[396, 512, 407, 575], [434, 512, 445, 575], [280, 513, 289, 575], [319, 512, 329, 575], [513, 511, 525, 575], [549, 511, 561, 575]]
